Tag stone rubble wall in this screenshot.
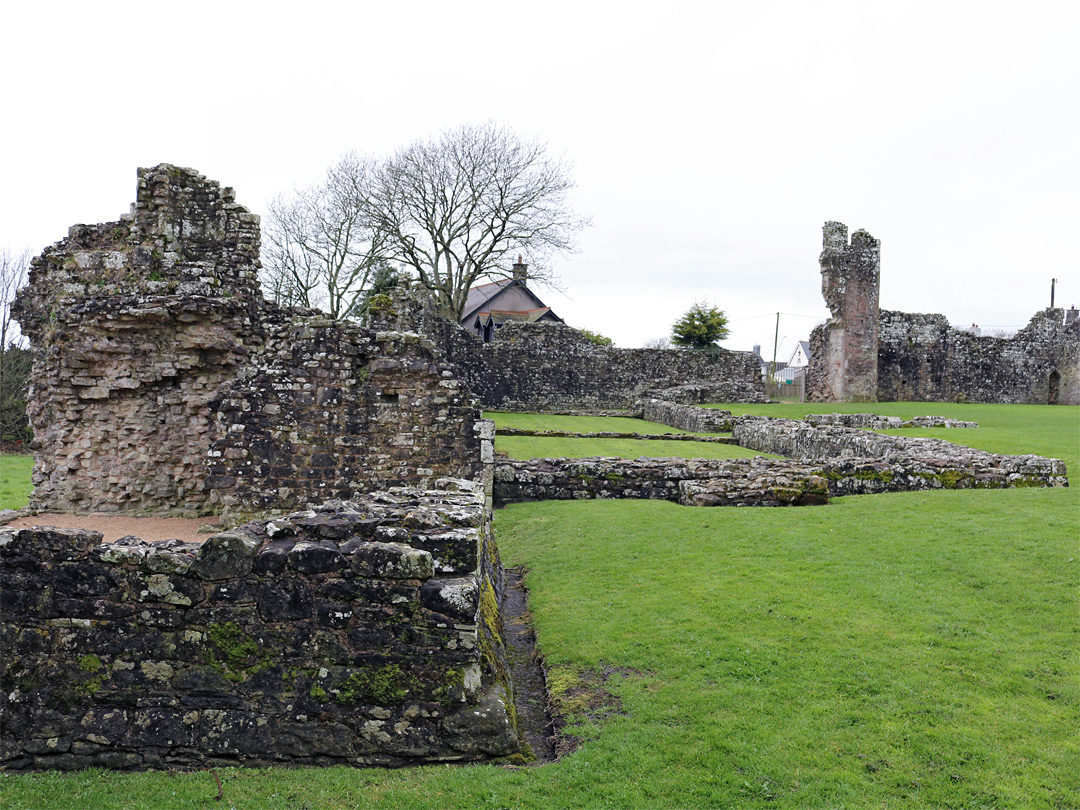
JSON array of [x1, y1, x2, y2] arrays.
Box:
[[731, 417, 1067, 486], [495, 427, 740, 444], [12, 166, 489, 516], [206, 313, 488, 513], [0, 481, 518, 770], [807, 222, 881, 402], [494, 456, 830, 507], [12, 166, 266, 514], [434, 320, 766, 411], [804, 413, 978, 429], [877, 308, 1080, 405], [804, 221, 1080, 405], [639, 382, 749, 405], [640, 399, 735, 433], [493, 417, 1066, 507]]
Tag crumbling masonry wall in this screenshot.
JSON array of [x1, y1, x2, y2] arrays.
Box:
[[877, 308, 1079, 404], [12, 166, 487, 515], [493, 416, 1066, 507], [640, 399, 735, 433], [806, 222, 881, 402], [13, 167, 266, 513], [434, 320, 766, 411], [806, 221, 1080, 405], [0, 482, 519, 770]]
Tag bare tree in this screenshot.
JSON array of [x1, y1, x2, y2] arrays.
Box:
[[368, 122, 589, 319], [261, 153, 390, 319], [0, 248, 32, 446], [642, 335, 673, 350]]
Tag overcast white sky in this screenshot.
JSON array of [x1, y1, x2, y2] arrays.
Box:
[[3, 0, 1077, 360]]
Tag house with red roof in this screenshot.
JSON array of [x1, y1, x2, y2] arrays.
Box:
[[460, 258, 563, 342]]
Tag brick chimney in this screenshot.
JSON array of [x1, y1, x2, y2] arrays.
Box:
[[512, 256, 527, 282]]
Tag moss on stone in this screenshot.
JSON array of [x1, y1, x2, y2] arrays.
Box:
[[206, 621, 272, 683], [337, 665, 414, 705], [936, 469, 970, 489]]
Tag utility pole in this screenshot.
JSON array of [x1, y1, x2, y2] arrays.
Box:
[[770, 312, 780, 381], [1051, 278, 1057, 308]]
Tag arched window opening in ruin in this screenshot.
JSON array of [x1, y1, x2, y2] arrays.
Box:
[[1048, 370, 1060, 405]]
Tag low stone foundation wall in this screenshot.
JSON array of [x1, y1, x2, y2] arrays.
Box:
[[493, 416, 1066, 508], [495, 428, 739, 444], [640, 399, 734, 433], [0, 480, 518, 771], [732, 417, 1066, 487], [494, 457, 830, 507], [804, 413, 978, 429]]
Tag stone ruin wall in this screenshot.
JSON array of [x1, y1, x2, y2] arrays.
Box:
[[4, 166, 514, 771], [493, 415, 1066, 507], [640, 398, 736, 433], [0, 481, 518, 770], [877, 308, 1079, 405], [434, 319, 767, 412], [12, 167, 266, 514], [206, 314, 491, 514], [806, 220, 1080, 405], [806, 221, 881, 403], [12, 165, 488, 516]]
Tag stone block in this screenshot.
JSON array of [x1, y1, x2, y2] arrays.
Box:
[[350, 542, 434, 580], [189, 532, 258, 580], [420, 576, 479, 622]]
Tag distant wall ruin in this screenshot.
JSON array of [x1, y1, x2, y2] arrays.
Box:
[[13, 166, 488, 516], [493, 415, 1066, 507], [877, 308, 1079, 405], [435, 320, 767, 411], [806, 222, 881, 402], [806, 222, 1079, 405]]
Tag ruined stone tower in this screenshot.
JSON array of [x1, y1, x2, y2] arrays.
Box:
[[12, 165, 267, 513], [13, 165, 487, 515], [806, 222, 881, 402]]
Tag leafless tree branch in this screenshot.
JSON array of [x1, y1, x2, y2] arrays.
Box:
[[367, 122, 590, 319]]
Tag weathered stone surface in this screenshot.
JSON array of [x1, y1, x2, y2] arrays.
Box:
[[807, 222, 881, 402], [496, 426, 739, 444], [641, 399, 735, 433], [732, 417, 1068, 490], [189, 532, 258, 580], [431, 317, 766, 411], [349, 542, 434, 580], [287, 542, 345, 574], [420, 577, 480, 622], [494, 416, 1066, 507], [0, 485, 516, 770], [806, 221, 1079, 405], [875, 308, 1079, 405], [803, 413, 977, 429], [12, 165, 490, 516], [441, 685, 518, 756]]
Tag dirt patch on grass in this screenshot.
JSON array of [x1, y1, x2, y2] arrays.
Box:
[[547, 664, 641, 758], [2, 512, 217, 543]]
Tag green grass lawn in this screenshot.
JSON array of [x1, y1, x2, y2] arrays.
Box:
[[487, 411, 698, 435], [0, 454, 33, 510], [2, 404, 1078, 808], [489, 409, 771, 461], [495, 435, 767, 461]]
